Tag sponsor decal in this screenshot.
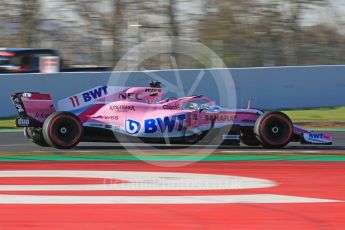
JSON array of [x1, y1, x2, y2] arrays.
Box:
[[303, 132, 332, 144], [145, 114, 186, 133], [109, 105, 135, 112], [34, 112, 50, 119], [17, 118, 30, 126], [163, 104, 179, 110], [22, 93, 32, 98], [13, 98, 25, 113], [89, 123, 104, 128], [222, 134, 240, 140], [125, 114, 187, 134], [119, 93, 142, 100], [125, 119, 141, 135], [91, 115, 119, 120], [69, 96, 80, 108], [308, 133, 324, 140], [145, 88, 162, 93], [205, 114, 236, 122], [69, 86, 108, 107], [82, 86, 108, 103]]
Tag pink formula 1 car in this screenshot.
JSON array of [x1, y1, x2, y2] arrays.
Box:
[[11, 82, 332, 149]]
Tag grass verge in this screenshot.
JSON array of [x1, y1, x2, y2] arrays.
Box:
[[283, 107, 345, 128], [0, 118, 16, 129]]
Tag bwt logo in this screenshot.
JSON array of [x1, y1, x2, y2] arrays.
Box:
[[309, 133, 323, 139], [83, 86, 108, 102], [125, 115, 187, 135], [145, 114, 186, 133], [125, 119, 141, 135]]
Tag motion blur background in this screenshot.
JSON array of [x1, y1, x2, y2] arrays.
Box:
[[1, 0, 345, 69]]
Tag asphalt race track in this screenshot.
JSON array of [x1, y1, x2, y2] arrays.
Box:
[[0, 130, 344, 230], [0, 130, 345, 153]]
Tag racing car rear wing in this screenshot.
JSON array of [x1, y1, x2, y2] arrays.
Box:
[[11, 92, 27, 117], [11, 92, 56, 127]]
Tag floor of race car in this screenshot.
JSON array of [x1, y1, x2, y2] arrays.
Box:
[[0, 131, 344, 229], [0, 130, 345, 153]]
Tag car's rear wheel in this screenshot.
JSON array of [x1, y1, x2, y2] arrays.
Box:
[[43, 112, 83, 149], [254, 112, 293, 149], [24, 127, 33, 139], [31, 128, 50, 147]]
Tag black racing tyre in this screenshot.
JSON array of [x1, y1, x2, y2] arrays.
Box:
[[31, 128, 50, 147], [42, 112, 83, 149], [24, 127, 33, 139], [254, 112, 293, 149], [241, 132, 261, 146]]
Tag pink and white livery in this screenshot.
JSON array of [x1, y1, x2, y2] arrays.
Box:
[[11, 82, 332, 149]]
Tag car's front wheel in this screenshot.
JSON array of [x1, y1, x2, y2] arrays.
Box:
[[43, 112, 83, 149], [254, 112, 293, 149]]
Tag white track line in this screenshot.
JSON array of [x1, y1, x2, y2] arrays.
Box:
[[0, 170, 276, 190], [0, 170, 339, 204], [0, 194, 339, 204]]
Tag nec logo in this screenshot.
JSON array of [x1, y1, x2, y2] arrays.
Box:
[[82, 86, 108, 102], [119, 93, 142, 100]]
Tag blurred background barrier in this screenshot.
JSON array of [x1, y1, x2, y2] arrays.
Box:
[[1, 65, 345, 118], [2, 0, 345, 69], [1, 0, 345, 118]]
